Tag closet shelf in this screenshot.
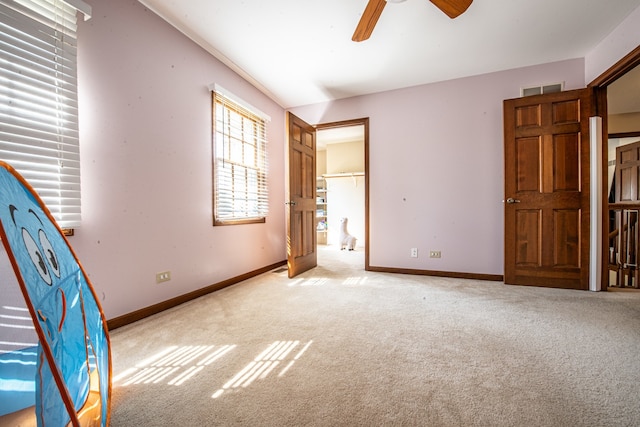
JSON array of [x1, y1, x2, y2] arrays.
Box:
[[316, 176, 327, 244], [323, 172, 364, 187]]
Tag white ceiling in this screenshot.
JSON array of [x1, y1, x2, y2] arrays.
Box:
[[138, 0, 640, 110]]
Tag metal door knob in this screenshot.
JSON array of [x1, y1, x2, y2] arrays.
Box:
[[505, 198, 521, 204]]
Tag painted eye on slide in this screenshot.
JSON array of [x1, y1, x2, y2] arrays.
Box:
[[22, 228, 53, 286], [39, 229, 61, 279]]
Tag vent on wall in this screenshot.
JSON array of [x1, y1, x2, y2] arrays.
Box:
[[521, 83, 564, 97]]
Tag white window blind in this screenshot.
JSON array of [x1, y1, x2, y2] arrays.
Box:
[[212, 88, 269, 224], [0, 0, 91, 228]]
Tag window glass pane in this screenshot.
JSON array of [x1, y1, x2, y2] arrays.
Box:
[[229, 113, 242, 139], [243, 120, 255, 142], [229, 138, 242, 164], [244, 143, 255, 167], [215, 131, 224, 158]]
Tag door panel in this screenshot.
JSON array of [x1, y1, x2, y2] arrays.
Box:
[[516, 105, 541, 127], [553, 209, 580, 267], [516, 137, 541, 192], [515, 210, 541, 266], [504, 89, 593, 289], [287, 112, 317, 277], [553, 134, 580, 191]]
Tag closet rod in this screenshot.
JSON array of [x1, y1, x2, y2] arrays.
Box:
[[322, 172, 364, 178]]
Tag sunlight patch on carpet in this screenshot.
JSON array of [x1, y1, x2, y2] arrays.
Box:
[[112, 344, 236, 386], [288, 278, 328, 287], [212, 340, 313, 399], [343, 276, 368, 285]]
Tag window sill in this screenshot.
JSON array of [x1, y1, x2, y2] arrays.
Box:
[[214, 218, 266, 226]]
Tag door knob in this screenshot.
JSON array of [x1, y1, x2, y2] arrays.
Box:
[[505, 198, 521, 204], [285, 201, 296, 206]]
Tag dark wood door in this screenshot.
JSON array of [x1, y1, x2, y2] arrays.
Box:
[[504, 89, 593, 290], [615, 141, 640, 203], [286, 112, 317, 277]]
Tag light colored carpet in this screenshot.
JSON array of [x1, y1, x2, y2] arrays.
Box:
[[109, 246, 640, 426]]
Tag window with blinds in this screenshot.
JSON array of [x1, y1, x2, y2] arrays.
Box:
[[0, 0, 91, 229], [212, 88, 269, 225]]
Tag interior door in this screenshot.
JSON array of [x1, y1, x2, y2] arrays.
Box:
[[286, 112, 317, 277], [504, 88, 593, 290]]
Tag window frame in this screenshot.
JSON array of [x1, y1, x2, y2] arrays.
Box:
[[211, 88, 269, 226]]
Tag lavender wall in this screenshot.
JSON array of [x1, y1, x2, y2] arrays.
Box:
[[292, 59, 586, 275], [585, 4, 640, 84], [74, 0, 286, 319]]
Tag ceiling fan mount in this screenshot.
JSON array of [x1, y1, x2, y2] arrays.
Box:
[[352, 0, 473, 42]]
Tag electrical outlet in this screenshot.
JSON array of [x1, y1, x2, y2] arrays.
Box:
[[429, 251, 441, 258], [410, 248, 418, 258], [156, 271, 171, 283]]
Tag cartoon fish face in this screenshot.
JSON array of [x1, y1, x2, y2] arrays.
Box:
[[0, 170, 77, 300], [11, 205, 62, 286]]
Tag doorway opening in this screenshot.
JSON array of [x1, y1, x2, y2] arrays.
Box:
[[591, 46, 640, 290], [315, 118, 369, 270]]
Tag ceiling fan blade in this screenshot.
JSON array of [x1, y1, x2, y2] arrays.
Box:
[[429, 0, 473, 19], [352, 0, 387, 42]]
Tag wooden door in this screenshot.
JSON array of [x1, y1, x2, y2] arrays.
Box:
[[504, 89, 593, 290], [615, 141, 640, 203], [286, 112, 317, 277]]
